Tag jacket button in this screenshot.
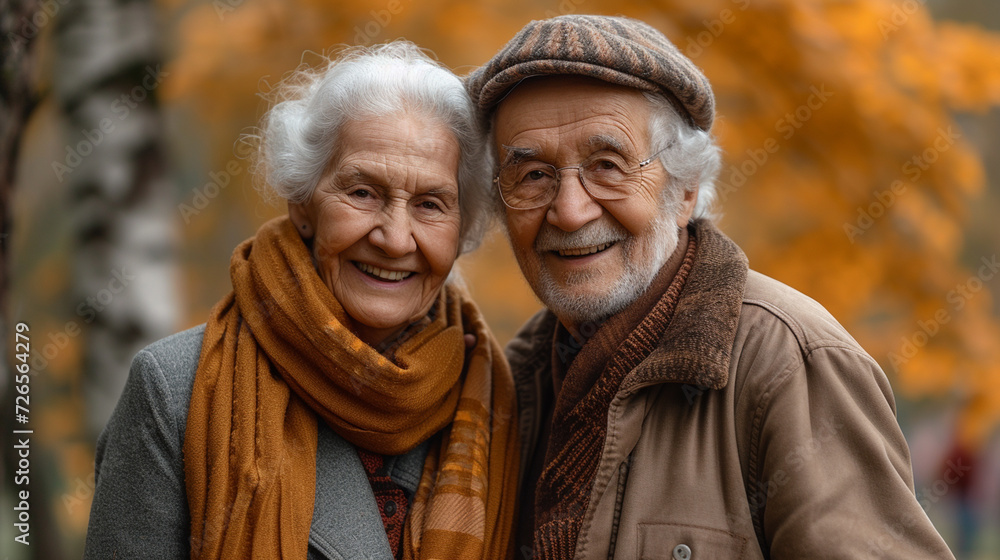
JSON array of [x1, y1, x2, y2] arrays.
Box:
[[384, 500, 397, 516], [672, 544, 691, 560]]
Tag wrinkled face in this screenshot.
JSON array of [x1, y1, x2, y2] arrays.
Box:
[[290, 113, 462, 346], [494, 76, 698, 329]]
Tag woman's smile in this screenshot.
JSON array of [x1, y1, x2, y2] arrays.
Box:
[[354, 261, 415, 282]]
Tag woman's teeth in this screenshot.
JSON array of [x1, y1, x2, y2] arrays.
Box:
[[558, 242, 613, 257], [357, 262, 413, 281]]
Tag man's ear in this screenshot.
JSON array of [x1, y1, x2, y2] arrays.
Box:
[[676, 186, 699, 227], [288, 202, 314, 239]]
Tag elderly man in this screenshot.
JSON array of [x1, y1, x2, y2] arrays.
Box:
[[467, 15, 954, 560]]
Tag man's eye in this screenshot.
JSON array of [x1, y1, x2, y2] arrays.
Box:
[[519, 167, 554, 183]]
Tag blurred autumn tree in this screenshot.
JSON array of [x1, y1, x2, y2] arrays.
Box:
[[161, 0, 1000, 447], [54, 0, 181, 440]]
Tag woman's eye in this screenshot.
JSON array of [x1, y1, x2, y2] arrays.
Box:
[[350, 188, 373, 199], [419, 200, 441, 211]]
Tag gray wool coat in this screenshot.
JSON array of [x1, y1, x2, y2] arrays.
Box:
[[83, 325, 430, 560]]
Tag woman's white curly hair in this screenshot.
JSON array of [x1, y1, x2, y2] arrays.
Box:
[[246, 41, 494, 254]]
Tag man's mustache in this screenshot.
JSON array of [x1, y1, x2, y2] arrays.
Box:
[[534, 219, 629, 252]]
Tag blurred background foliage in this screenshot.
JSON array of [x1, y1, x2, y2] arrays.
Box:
[[2, 0, 999, 557]]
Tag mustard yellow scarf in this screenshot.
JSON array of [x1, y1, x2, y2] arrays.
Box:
[[183, 217, 518, 559]]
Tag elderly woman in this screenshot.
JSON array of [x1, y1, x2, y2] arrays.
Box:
[[84, 42, 518, 560]]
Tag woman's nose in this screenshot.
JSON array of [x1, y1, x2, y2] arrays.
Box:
[[369, 203, 417, 257]]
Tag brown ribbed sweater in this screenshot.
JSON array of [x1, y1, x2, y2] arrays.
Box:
[[530, 229, 698, 560]]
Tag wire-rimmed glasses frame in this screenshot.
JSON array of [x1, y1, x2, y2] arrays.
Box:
[[494, 144, 670, 210]]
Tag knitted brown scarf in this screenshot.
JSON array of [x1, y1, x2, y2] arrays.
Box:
[[532, 231, 698, 559], [183, 217, 519, 559]]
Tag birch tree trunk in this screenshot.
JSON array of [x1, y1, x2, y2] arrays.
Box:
[[53, 0, 180, 437]]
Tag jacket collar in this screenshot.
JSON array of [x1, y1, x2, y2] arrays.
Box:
[[621, 219, 748, 391]]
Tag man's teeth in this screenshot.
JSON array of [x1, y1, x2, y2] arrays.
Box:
[[558, 242, 613, 257], [357, 263, 413, 281]]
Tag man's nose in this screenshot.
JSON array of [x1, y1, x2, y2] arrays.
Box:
[[546, 169, 604, 232]]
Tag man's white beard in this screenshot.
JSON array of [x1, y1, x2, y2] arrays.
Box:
[[532, 200, 681, 326]]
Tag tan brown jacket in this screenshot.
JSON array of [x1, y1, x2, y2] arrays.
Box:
[[507, 221, 955, 560]]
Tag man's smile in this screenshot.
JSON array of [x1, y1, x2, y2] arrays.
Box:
[[553, 241, 616, 258]]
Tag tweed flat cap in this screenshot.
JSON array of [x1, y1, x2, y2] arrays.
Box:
[[467, 15, 715, 131]]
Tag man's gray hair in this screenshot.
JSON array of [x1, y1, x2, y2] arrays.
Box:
[[644, 92, 721, 221], [251, 41, 493, 254]]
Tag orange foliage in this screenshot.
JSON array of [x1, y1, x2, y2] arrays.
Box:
[[159, 0, 1000, 446]]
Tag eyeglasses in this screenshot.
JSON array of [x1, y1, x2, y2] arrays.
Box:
[[495, 145, 670, 210]]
